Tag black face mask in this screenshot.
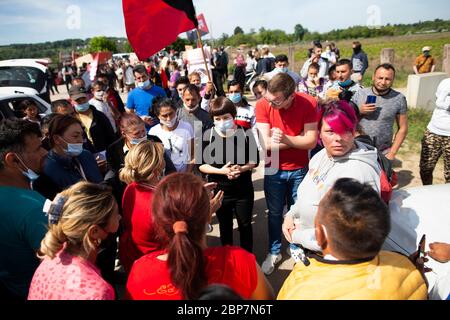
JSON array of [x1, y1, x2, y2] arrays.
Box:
[[353, 47, 361, 54]]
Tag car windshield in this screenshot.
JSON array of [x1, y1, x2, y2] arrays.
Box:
[[0, 66, 45, 91]]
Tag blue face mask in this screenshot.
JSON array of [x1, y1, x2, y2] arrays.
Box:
[[228, 93, 242, 104], [66, 143, 83, 157], [61, 138, 83, 157], [75, 102, 90, 112], [16, 154, 39, 182], [276, 67, 289, 73], [129, 135, 147, 145], [137, 79, 151, 89], [214, 118, 235, 133]]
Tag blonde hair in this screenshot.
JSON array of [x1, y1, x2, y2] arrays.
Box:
[[119, 140, 165, 185], [188, 71, 201, 82], [40, 182, 117, 259]]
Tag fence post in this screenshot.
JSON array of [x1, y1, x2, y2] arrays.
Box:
[[380, 48, 395, 65], [288, 46, 295, 72], [443, 44, 450, 76]]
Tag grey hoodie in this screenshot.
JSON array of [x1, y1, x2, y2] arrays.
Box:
[[286, 140, 381, 231]]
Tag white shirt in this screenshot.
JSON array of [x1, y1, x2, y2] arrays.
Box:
[[88, 98, 117, 133], [149, 120, 194, 172], [428, 78, 450, 137], [301, 57, 329, 79], [264, 69, 301, 87]]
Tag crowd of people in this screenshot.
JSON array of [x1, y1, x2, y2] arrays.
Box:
[[1, 38, 449, 301]]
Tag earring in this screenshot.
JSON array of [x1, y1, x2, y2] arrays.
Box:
[[95, 239, 102, 247]]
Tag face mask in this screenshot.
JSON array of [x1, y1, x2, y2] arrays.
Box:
[[184, 103, 199, 112], [16, 154, 39, 182], [276, 67, 288, 73], [214, 118, 235, 133], [338, 79, 353, 88], [61, 137, 83, 157], [307, 76, 316, 82], [129, 135, 147, 145], [195, 83, 202, 89], [160, 115, 178, 128], [94, 91, 104, 100], [137, 79, 151, 89], [228, 93, 242, 104], [75, 102, 90, 112]]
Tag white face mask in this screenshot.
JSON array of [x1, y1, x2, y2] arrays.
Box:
[[94, 91, 104, 100], [160, 115, 178, 128], [214, 118, 235, 133], [183, 103, 199, 112]]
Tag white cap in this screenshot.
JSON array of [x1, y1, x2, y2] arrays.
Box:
[[422, 46, 431, 52]]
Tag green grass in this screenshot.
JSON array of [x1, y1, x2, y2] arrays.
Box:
[[398, 108, 433, 154], [272, 32, 450, 88]]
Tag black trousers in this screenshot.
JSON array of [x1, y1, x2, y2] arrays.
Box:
[[215, 191, 254, 253], [212, 69, 226, 97]]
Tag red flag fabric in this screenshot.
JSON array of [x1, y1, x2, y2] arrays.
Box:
[[123, 0, 198, 60], [197, 13, 209, 35]]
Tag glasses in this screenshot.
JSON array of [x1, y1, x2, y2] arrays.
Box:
[[263, 95, 289, 107]]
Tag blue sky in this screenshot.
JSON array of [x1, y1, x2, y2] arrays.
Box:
[[0, 0, 449, 45]]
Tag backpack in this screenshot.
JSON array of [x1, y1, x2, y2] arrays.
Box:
[[355, 135, 397, 203]]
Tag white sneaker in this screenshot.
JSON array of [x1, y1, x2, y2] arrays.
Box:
[[261, 253, 282, 275]]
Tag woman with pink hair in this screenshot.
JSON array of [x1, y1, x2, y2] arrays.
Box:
[[282, 100, 382, 254]]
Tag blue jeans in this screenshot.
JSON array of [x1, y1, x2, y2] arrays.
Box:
[[264, 167, 308, 255]]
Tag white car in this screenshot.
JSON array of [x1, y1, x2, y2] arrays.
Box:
[[383, 184, 450, 300], [0, 59, 50, 103], [0, 93, 51, 121]]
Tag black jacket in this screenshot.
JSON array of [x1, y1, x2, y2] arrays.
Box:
[[82, 106, 117, 153], [105, 136, 177, 203]]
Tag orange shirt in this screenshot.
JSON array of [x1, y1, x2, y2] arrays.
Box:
[[415, 54, 435, 74]]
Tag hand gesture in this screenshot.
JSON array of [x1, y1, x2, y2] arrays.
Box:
[[282, 215, 295, 243], [227, 165, 242, 180], [360, 103, 377, 115], [271, 127, 283, 145], [205, 81, 215, 95], [220, 162, 233, 176], [210, 189, 224, 215]]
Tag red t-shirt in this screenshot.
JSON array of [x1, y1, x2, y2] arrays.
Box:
[[255, 93, 318, 170], [125, 246, 258, 300], [120, 182, 161, 274]]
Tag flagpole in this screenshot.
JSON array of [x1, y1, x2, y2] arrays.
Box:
[[196, 28, 212, 82]]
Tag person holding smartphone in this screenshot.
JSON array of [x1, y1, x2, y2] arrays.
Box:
[[352, 63, 408, 160]]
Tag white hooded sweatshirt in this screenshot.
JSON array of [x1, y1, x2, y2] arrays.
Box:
[[286, 140, 381, 237]]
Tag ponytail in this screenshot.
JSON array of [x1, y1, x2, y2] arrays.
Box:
[[167, 232, 207, 299]]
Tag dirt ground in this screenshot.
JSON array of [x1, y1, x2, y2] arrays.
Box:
[[50, 85, 446, 295]]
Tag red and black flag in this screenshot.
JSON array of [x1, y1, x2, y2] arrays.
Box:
[[122, 0, 198, 60], [186, 13, 209, 42]]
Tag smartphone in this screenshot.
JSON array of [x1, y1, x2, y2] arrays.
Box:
[[366, 95, 377, 104], [417, 234, 426, 261]]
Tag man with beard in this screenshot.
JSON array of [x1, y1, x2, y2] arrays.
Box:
[[352, 64, 408, 161]]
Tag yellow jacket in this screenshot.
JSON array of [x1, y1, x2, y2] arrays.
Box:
[[278, 251, 428, 300]]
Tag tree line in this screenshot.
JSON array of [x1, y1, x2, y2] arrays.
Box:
[[0, 19, 448, 63], [215, 18, 450, 47]]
